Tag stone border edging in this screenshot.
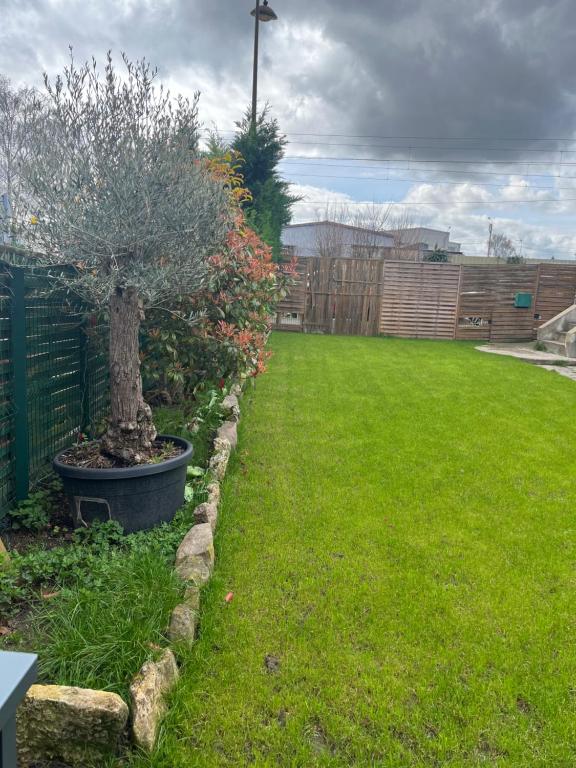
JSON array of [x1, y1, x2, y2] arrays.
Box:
[[16, 381, 245, 766]]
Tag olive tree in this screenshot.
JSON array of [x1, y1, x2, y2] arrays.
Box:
[[0, 75, 43, 239], [24, 53, 231, 463]]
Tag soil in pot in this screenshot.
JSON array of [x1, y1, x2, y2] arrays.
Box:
[[58, 438, 184, 469]]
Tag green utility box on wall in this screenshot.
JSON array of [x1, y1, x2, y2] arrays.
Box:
[[514, 292, 533, 308]]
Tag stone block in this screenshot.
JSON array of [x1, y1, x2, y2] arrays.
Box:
[[168, 603, 198, 647], [0, 537, 10, 569], [209, 438, 231, 481], [221, 394, 240, 422], [130, 649, 178, 752], [217, 420, 238, 450], [175, 523, 214, 585], [193, 501, 218, 532], [206, 480, 220, 506], [17, 685, 128, 767]]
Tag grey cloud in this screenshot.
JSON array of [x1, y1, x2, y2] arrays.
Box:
[[279, 0, 576, 152], [2, 0, 576, 155]]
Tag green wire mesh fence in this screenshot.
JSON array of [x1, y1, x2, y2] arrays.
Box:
[[0, 252, 108, 519]]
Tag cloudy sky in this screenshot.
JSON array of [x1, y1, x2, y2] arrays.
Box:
[[2, 0, 576, 259]]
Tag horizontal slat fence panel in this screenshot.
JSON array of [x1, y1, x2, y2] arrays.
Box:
[[490, 266, 539, 341], [455, 266, 497, 340], [380, 262, 461, 339], [456, 265, 542, 341], [534, 264, 576, 327]]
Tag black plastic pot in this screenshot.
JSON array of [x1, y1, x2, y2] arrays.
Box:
[[53, 435, 193, 534]]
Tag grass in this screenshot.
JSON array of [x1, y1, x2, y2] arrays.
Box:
[[32, 549, 182, 699], [128, 334, 576, 767]]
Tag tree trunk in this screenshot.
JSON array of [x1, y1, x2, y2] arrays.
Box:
[[101, 286, 156, 463]]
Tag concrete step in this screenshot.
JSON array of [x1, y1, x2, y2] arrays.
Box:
[[478, 344, 576, 366], [542, 339, 568, 356], [548, 330, 567, 342]]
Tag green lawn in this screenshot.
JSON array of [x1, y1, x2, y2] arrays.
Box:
[[136, 334, 576, 767]]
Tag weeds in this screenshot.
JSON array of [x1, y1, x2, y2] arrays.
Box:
[[7, 479, 63, 531]]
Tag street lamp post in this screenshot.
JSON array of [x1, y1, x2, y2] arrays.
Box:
[[250, 0, 278, 129]]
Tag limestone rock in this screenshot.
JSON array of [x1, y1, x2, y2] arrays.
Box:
[[184, 585, 201, 611], [17, 684, 128, 767], [168, 603, 198, 647], [0, 537, 10, 569], [217, 420, 238, 450], [130, 649, 178, 752], [193, 501, 218, 532], [175, 523, 214, 585], [221, 394, 240, 422], [230, 382, 243, 398], [206, 480, 220, 506], [209, 437, 231, 481]]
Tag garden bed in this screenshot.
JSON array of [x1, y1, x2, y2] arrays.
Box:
[[0, 385, 228, 699]]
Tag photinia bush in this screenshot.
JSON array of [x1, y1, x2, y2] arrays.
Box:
[[141, 156, 296, 402]]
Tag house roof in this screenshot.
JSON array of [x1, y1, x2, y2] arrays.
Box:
[[284, 220, 394, 238]]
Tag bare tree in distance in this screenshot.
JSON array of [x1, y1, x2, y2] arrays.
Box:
[[491, 232, 518, 264], [311, 201, 395, 259], [386, 208, 422, 260]]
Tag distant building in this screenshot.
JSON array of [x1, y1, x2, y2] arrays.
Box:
[[282, 221, 395, 260], [282, 221, 462, 262], [392, 227, 462, 256]]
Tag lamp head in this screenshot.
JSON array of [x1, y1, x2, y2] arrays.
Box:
[[251, 1, 278, 22]]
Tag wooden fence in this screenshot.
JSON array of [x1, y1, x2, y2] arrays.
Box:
[[273, 257, 576, 342]]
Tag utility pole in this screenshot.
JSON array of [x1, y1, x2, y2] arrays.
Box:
[[251, 0, 260, 130], [486, 218, 493, 259]]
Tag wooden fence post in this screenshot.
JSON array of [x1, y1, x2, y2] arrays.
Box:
[[9, 266, 30, 500]]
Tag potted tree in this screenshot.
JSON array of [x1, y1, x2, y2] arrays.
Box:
[[23, 53, 232, 532]]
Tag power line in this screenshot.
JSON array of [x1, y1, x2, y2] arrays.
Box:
[[279, 141, 576, 155], [280, 171, 576, 192], [200, 127, 576, 144], [282, 155, 576, 167], [204, 133, 576, 155], [279, 160, 576, 181], [292, 198, 574, 206]]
